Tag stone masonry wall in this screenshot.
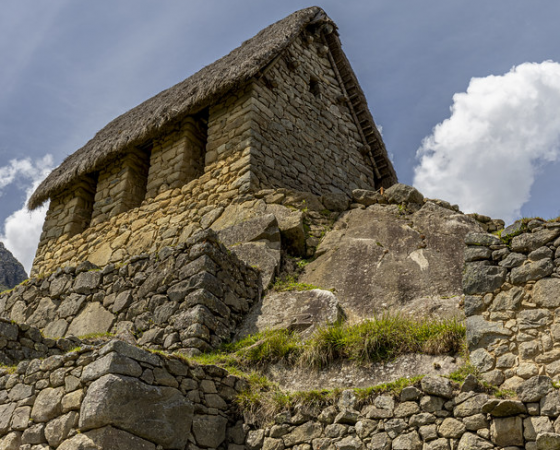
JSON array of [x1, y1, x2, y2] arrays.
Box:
[[33, 83, 256, 276], [91, 149, 151, 226], [146, 115, 206, 199], [2, 230, 260, 356], [0, 319, 81, 366], [464, 220, 560, 389], [250, 34, 375, 197], [42, 176, 97, 241], [6, 338, 560, 450], [244, 374, 560, 450], [0, 339, 249, 450]]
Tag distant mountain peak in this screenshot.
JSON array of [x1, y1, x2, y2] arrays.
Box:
[[0, 242, 27, 291]]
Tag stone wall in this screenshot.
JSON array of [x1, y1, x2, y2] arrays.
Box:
[[146, 114, 207, 199], [464, 221, 560, 389], [91, 149, 151, 226], [42, 176, 97, 240], [0, 339, 248, 450], [0, 318, 81, 366], [244, 374, 560, 450], [33, 83, 256, 276], [6, 338, 560, 450], [2, 230, 260, 356], [250, 33, 375, 196]]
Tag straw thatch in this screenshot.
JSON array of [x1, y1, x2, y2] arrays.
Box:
[[29, 6, 395, 210]]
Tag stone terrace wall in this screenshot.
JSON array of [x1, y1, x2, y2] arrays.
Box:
[[464, 221, 560, 389], [1, 230, 260, 356], [0, 319, 81, 366], [0, 339, 249, 450], [244, 374, 560, 450], [7, 339, 560, 450]]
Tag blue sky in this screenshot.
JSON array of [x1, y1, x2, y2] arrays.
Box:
[[2, 1, 560, 271]]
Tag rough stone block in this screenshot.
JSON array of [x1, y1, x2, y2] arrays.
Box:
[[79, 374, 193, 449]]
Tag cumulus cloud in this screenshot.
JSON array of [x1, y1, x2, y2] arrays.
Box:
[[0, 155, 53, 273], [413, 61, 560, 224]]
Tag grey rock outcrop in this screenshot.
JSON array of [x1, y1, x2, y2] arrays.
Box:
[[300, 200, 484, 319], [0, 243, 27, 291]]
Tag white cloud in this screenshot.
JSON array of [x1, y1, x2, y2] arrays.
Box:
[[413, 61, 560, 224], [0, 155, 53, 274]]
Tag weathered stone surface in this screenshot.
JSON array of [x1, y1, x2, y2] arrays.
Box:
[[369, 433, 391, 450], [45, 411, 78, 447], [82, 352, 143, 382], [352, 189, 383, 206], [490, 416, 523, 446], [533, 278, 560, 308], [537, 432, 560, 450], [482, 399, 526, 417], [466, 315, 512, 347], [511, 258, 554, 284], [0, 431, 21, 450], [238, 289, 343, 338], [519, 376, 553, 402], [334, 436, 364, 450], [464, 246, 493, 261], [465, 232, 502, 247], [524, 416, 553, 440], [66, 302, 114, 338], [265, 204, 306, 255], [43, 318, 69, 339], [470, 348, 495, 372], [228, 241, 280, 289], [79, 374, 193, 449], [0, 403, 16, 434], [517, 309, 552, 330], [31, 387, 63, 422], [499, 252, 526, 268], [192, 415, 228, 448], [98, 340, 161, 366], [424, 438, 449, 450], [489, 286, 524, 311], [26, 297, 58, 329], [454, 394, 488, 417], [300, 203, 482, 319], [421, 376, 453, 399], [385, 183, 424, 205], [438, 418, 466, 438], [58, 293, 86, 319], [391, 430, 422, 450], [322, 193, 350, 212], [541, 391, 560, 416], [73, 271, 102, 294], [283, 422, 322, 446], [463, 261, 507, 294], [216, 214, 280, 250], [58, 426, 156, 450], [511, 229, 560, 253], [246, 429, 265, 450], [457, 432, 494, 450]]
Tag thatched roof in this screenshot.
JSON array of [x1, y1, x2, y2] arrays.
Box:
[[29, 6, 396, 210]]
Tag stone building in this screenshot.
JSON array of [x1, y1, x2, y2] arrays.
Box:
[[28, 6, 396, 275]]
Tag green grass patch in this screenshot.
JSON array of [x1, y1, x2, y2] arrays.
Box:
[[272, 273, 321, 292], [300, 316, 465, 369], [190, 315, 465, 372]]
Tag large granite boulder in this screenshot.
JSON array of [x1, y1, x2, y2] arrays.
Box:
[[299, 201, 484, 319]]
